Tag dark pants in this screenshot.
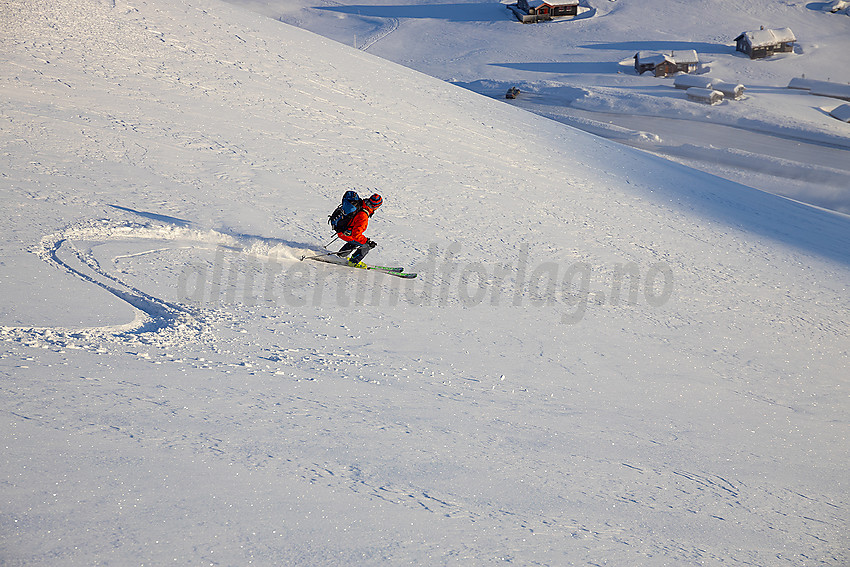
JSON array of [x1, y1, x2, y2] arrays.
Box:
[[337, 241, 370, 263]]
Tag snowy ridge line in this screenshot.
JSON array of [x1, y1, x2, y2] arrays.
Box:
[[2, 219, 306, 350]]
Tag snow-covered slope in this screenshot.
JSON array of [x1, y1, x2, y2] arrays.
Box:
[[235, 0, 850, 214], [1, 0, 848, 565]]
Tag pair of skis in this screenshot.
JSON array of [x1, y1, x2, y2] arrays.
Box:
[[301, 253, 417, 278]]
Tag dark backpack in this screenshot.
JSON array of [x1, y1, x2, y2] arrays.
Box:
[[328, 190, 362, 233]]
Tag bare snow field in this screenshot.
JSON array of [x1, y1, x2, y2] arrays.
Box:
[[1, 0, 849, 565]]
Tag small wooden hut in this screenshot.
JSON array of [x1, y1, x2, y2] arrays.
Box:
[[512, 0, 579, 23], [712, 82, 746, 100], [735, 27, 796, 59], [686, 87, 724, 105], [634, 50, 700, 77], [674, 75, 716, 90]]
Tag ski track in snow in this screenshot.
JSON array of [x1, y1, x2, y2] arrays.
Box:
[[357, 16, 399, 51], [5, 333, 846, 565], [0, 220, 314, 352], [2, 0, 849, 565]]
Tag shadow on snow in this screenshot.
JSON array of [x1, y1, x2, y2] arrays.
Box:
[[489, 61, 622, 74], [317, 3, 507, 23], [109, 204, 316, 253], [109, 204, 194, 228], [580, 40, 733, 55]]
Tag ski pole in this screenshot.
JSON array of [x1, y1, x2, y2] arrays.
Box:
[[300, 250, 340, 261], [300, 236, 341, 261]]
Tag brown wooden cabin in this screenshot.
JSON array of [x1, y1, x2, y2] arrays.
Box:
[[514, 0, 579, 23], [735, 27, 796, 59], [634, 50, 700, 77]]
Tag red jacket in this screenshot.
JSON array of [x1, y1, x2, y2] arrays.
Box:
[[338, 207, 374, 244]]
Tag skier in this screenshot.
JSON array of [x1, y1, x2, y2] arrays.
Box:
[[335, 193, 382, 268]]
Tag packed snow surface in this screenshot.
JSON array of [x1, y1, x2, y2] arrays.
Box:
[[1, 0, 848, 565]]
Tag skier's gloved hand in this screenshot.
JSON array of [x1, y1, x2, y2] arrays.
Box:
[[366, 239, 378, 249]]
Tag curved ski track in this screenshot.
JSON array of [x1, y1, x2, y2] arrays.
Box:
[[0, 220, 298, 352]]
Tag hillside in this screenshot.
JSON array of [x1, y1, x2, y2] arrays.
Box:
[[1, 0, 848, 565], [236, 0, 850, 214]]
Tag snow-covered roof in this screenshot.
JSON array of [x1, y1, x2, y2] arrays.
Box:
[[671, 50, 699, 65], [712, 82, 746, 96], [712, 81, 744, 90], [787, 78, 850, 101], [738, 27, 796, 47], [636, 50, 699, 66], [635, 52, 673, 66], [829, 103, 850, 122], [525, 0, 579, 6], [810, 82, 850, 101], [788, 77, 815, 90], [673, 75, 715, 89], [686, 87, 722, 98]]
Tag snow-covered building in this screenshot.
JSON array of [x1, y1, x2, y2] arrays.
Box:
[[686, 87, 724, 105], [673, 76, 744, 100], [634, 50, 700, 77], [511, 0, 579, 23], [735, 27, 796, 59], [810, 82, 850, 102], [634, 52, 673, 76], [670, 50, 700, 73], [674, 75, 717, 90], [788, 77, 816, 90], [829, 104, 850, 122], [712, 81, 746, 100], [787, 78, 850, 101]]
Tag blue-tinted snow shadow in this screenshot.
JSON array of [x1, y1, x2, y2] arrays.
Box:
[[317, 3, 506, 22], [490, 61, 622, 74], [109, 204, 194, 227], [635, 157, 850, 266], [805, 1, 836, 11], [109, 205, 314, 251], [581, 41, 733, 55]]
